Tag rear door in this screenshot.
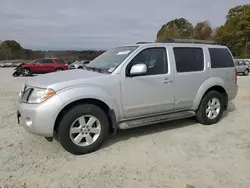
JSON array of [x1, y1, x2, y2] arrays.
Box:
[[55, 59, 68, 70], [172, 46, 209, 110], [40, 59, 54, 72]]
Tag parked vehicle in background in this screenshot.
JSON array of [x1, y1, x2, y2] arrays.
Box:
[[13, 58, 69, 77], [17, 39, 238, 155], [70, 60, 90, 69], [234, 59, 250, 75]]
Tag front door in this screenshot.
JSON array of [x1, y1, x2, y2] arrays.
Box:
[[120, 47, 175, 118]]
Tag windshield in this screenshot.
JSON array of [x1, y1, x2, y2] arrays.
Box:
[[86, 46, 138, 73]]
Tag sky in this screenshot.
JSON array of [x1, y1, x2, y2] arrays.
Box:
[[0, 0, 249, 50]]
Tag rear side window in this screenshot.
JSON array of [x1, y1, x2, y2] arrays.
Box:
[[173, 47, 204, 73], [36, 59, 53, 64], [209, 48, 234, 68], [55, 59, 65, 64]]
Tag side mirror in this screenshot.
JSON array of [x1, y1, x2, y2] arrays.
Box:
[[130, 64, 147, 76]]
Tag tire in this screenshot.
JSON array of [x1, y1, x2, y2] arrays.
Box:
[[78, 66, 83, 69], [12, 71, 19, 77], [196, 91, 225, 125], [22, 68, 32, 76], [56, 68, 63, 72], [58, 104, 109, 155], [244, 69, 249, 76]]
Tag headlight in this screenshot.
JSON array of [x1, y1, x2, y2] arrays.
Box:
[[28, 88, 56, 104], [19, 84, 25, 99]]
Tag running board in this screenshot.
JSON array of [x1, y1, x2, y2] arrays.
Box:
[[118, 111, 195, 129]]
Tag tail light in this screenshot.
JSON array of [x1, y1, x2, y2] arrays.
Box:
[[234, 68, 237, 84]]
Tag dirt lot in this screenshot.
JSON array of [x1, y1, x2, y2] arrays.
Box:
[[0, 68, 250, 188]]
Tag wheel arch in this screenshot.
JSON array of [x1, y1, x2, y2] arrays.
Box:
[[192, 78, 228, 110], [54, 98, 117, 135]]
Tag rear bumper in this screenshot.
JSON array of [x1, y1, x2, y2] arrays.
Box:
[[17, 95, 63, 137], [228, 84, 238, 101]]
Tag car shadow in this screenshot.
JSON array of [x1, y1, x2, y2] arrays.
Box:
[[102, 101, 237, 149], [102, 117, 197, 150], [222, 101, 236, 118]]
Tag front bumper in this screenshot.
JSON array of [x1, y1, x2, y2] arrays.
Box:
[[17, 95, 63, 137]]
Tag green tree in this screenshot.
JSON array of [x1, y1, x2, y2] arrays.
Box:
[[0, 40, 23, 60], [193, 21, 212, 40], [215, 5, 250, 57], [156, 18, 194, 42]]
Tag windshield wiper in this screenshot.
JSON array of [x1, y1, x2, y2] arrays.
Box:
[[84, 66, 108, 73]]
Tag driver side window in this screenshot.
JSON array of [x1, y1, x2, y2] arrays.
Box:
[[126, 47, 168, 76]]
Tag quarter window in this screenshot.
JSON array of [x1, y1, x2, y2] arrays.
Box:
[[209, 48, 234, 68]]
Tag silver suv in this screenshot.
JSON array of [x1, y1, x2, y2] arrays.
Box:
[[17, 40, 238, 155], [234, 59, 250, 75]]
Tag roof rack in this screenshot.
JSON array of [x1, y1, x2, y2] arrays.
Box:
[[136, 42, 153, 44], [166, 38, 218, 45], [136, 39, 224, 45]]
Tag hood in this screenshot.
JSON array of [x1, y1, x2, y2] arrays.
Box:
[[25, 69, 107, 91]]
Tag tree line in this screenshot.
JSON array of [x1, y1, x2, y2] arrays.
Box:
[[0, 40, 104, 61], [156, 4, 250, 58]]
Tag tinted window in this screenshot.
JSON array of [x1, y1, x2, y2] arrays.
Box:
[[209, 48, 234, 68], [127, 48, 168, 76], [36, 59, 53, 64], [83, 61, 90, 64], [55, 59, 65, 64], [173, 47, 204, 72]]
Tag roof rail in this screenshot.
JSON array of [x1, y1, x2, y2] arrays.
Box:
[[136, 42, 153, 44], [167, 38, 218, 45]]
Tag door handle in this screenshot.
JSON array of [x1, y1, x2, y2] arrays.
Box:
[[163, 78, 173, 84]]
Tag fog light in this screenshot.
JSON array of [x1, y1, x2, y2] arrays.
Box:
[[25, 117, 32, 127]]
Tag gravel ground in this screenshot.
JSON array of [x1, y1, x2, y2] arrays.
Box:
[[0, 68, 250, 188]]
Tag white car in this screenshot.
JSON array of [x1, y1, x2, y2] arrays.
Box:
[[69, 60, 90, 69]]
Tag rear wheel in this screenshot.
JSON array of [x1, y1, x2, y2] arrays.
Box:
[[196, 91, 225, 125], [244, 69, 249, 76], [58, 104, 109, 155]]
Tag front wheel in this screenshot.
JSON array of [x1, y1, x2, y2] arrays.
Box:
[[12, 71, 19, 77], [22, 68, 32, 76], [58, 104, 109, 155], [196, 91, 224, 125]]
